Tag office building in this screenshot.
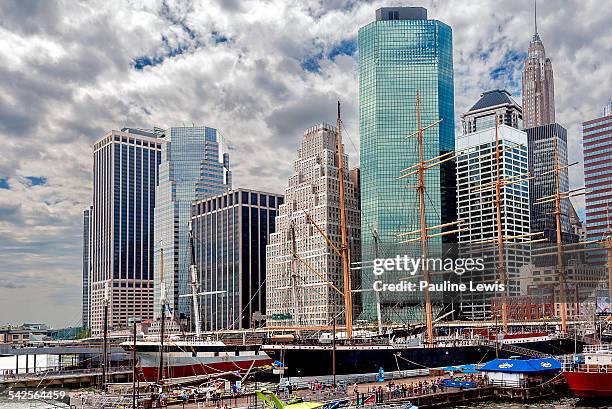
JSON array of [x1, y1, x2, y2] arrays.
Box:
[[461, 90, 522, 134], [90, 129, 162, 335], [522, 6, 555, 128], [583, 100, 612, 263], [526, 124, 576, 244], [456, 109, 530, 319], [266, 123, 360, 327], [154, 126, 231, 323], [358, 6, 455, 322], [82, 206, 92, 329], [191, 189, 284, 331]]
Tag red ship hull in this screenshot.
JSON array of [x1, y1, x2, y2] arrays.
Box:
[[140, 357, 274, 381], [563, 371, 612, 397]]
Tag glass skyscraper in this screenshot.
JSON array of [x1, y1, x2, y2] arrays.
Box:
[[154, 126, 231, 322], [358, 7, 455, 322], [526, 124, 575, 244], [191, 189, 283, 331], [90, 129, 162, 335]]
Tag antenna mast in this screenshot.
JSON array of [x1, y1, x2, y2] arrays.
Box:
[[337, 101, 353, 339], [534, 0, 538, 34]]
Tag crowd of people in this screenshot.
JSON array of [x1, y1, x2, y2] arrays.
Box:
[[360, 373, 489, 402]]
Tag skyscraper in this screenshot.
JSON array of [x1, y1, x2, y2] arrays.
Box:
[[456, 92, 530, 319], [522, 4, 555, 128], [526, 124, 575, 245], [191, 189, 284, 331], [154, 126, 231, 323], [461, 90, 523, 135], [358, 7, 455, 322], [583, 100, 612, 263], [90, 129, 162, 335], [266, 123, 360, 327], [82, 206, 93, 330]]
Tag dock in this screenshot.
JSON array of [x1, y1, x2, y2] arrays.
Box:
[[0, 366, 131, 388]]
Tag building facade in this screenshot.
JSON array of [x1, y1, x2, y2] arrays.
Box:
[[266, 123, 360, 327], [90, 129, 162, 335], [522, 16, 555, 128], [154, 126, 231, 324], [82, 206, 93, 329], [583, 100, 612, 263], [461, 90, 522, 135], [456, 124, 531, 319], [191, 189, 283, 331], [358, 7, 455, 322], [526, 124, 576, 245]]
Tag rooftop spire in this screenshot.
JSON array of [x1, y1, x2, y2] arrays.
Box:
[[534, 0, 537, 34], [531, 0, 541, 44]]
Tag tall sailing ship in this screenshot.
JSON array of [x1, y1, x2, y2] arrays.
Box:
[[128, 99, 592, 382]]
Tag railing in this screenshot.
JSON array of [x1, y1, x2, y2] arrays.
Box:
[[278, 369, 430, 389], [582, 343, 612, 354], [0, 366, 132, 381], [563, 361, 612, 373]]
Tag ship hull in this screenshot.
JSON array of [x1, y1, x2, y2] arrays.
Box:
[[138, 354, 274, 381], [263, 338, 581, 377], [563, 371, 612, 397]]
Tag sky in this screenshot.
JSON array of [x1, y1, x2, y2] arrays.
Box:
[[0, 0, 610, 328]]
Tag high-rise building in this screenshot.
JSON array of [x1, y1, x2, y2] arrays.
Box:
[[461, 90, 523, 135], [522, 4, 555, 129], [358, 7, 455, 322], [82, 206, 93, 329], [191, 189, 284, 331], [266, 123, 360, 327], [456, 124, 530, 319], [526, 124, 576, 245], [583, 100, 612, 263], [90, 129, 162, 335], [154, 126, 231, 324], [568, 201, 586, 242]]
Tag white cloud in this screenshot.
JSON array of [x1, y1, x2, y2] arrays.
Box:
[[0, 0, 609, 327]]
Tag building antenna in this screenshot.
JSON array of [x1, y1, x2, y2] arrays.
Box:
[[534, 0, 538, 34]]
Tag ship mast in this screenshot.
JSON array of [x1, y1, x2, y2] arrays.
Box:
[[493, 117, 509, 334], [158, 243, 165, 384], [416, 94, 435, 344], [553, 139, 568, 336], [337, 101, 353, 339], [289, 221, 302, 331], [188, 223, 202, 338], [101, 282, 109, 392], [398, 91, 463, 345]]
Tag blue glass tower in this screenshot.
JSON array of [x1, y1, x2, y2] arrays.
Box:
[[154, 126, 231, 322], [359, 7, 455, 322]]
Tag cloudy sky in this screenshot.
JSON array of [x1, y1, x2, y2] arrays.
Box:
[[0, 0, 610, 328]]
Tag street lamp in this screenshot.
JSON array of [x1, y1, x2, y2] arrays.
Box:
[[128, 317, 142, 409]]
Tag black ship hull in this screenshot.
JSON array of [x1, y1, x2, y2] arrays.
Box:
[[262, 338, 582, 377]]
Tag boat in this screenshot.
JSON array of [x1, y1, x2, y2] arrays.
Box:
[[124, 338, 274, 381], [124, 226, 274, 382], [261, 331, 581, 378], [261, 102, 583, 379], [563, 343, 612, 398]]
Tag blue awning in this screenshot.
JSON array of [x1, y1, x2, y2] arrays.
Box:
[[479, 358, 561, 373]]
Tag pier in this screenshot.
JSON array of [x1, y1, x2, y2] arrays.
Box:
[[0, 366, 131, 388]]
